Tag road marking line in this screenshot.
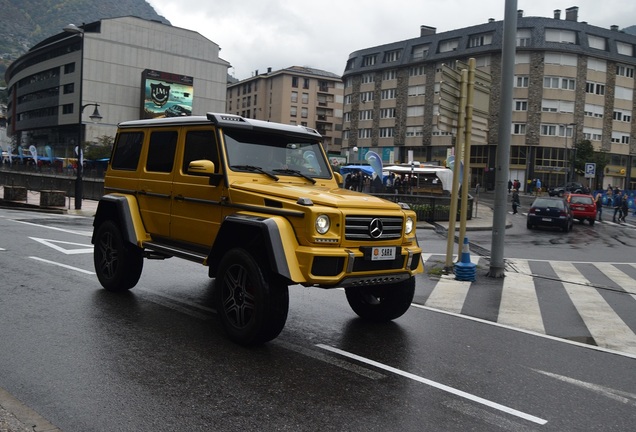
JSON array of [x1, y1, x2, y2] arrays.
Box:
[[593, 263, 636, 295], [498, 260, 545, 334], [10, 219, 92, 236], [424, 275, 470, 313], [317, 344, 547, 425], [30, 237, 93, 255], [29, 256, 95, 275]]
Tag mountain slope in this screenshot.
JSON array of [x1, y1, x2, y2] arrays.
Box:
[[0, 0, 170, 84]]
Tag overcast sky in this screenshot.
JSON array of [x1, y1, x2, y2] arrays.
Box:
[[146, 0, 636, 80]]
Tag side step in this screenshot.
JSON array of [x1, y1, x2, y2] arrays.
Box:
[[143, 242, 207, 264]]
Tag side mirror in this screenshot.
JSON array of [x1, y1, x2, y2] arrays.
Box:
[[188, 159, 215, 176], [333, 172, 343, 185]]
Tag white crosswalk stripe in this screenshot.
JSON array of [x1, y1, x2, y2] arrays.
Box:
[[421, 256, 636, 356]]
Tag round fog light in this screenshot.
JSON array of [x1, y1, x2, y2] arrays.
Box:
[[316, 214, 330, 234]]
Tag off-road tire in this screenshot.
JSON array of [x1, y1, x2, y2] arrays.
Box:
[[345, 277, 415, 322], [93, 220, 143, 292], [215, 248, 289, 345]]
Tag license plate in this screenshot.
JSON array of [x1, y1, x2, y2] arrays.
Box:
[[371, 247, 396, 261], [542, 217, 552, 222], [575, 207, 584, 211]]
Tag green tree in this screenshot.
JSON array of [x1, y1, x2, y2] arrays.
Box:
[[573, 139, 595, 176], [84, 135, 114, 160]]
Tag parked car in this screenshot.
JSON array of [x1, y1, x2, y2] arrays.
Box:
[[548, 182, 590, 197], [527, 197, 574, 232], [566, 193, 597, 225]]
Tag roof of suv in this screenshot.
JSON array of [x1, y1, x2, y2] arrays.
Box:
[[118, 112, 323, 140]]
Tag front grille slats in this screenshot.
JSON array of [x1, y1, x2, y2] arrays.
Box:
[[345, 216, 403, 241]]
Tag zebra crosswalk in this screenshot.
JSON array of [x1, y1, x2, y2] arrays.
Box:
[[416, 254, 636, 357]]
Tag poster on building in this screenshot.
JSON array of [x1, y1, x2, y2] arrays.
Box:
[[141, 69, 194, 119]]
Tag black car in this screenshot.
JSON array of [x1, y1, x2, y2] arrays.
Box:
[[527, 197, 574, 232], [548, 182, 590, 197]]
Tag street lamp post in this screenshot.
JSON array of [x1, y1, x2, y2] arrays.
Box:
[[64, 24, 102, 209], [561, 123, 576, 184]]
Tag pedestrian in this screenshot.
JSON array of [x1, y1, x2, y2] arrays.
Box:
[[508, 179, 513, 194], [512, 189, 520, 214], [536, 178, 542, 196], [595, 192, 603, 221], [613, 189, 622, 223], [621, 193, 629, 223]]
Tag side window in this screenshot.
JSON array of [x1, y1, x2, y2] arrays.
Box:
[[146, 131, 178, 173], [183, 130, 219, 173], [111, 131, 144, 170]]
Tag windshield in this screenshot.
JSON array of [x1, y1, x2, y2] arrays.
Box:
[[223, 130, 331, 179]]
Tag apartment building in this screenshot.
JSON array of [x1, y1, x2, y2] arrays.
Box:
[[226, 66, 344, 154], [4, 16, 229, 161], [342, 7, 636, 190]]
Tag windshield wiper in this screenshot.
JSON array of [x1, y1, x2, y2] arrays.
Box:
[[230, 165, 279, 181], [273, 168, 316, 184]]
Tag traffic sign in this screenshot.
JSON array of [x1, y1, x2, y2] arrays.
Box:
[[585, 162, 596, 178]]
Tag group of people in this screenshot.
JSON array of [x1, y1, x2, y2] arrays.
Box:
[[598, 186, 631, 223], [343, 171, 409, 194]]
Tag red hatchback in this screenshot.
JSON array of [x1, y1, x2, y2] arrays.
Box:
[[567, 193, 597, 225]]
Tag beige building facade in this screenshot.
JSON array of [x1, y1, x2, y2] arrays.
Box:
[[226, 66, 344, 155]]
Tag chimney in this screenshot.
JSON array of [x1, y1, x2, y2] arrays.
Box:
[[267, 67, 272, 73], [565, 6, 578, 22], [517, 10, 524, 18], [488, 18, 495, 23], [420, 25, 436, 36], [611, 25, 619, 31], [255, 69, 259, 75], [554, 9, 561, 20]]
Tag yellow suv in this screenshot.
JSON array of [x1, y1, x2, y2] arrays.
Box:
[[92, 113, 423, 345]]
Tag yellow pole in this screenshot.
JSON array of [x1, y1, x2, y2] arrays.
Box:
[[444, 68, 468, 272], [457, 59, 475, 260]]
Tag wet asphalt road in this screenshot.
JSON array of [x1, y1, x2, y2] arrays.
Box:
[[1, 208, 636, 431]]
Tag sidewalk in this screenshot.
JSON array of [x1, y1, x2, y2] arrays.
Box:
[[0, 186, 98, 217]]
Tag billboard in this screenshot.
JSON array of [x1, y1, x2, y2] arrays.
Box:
[[141, 69, 194, 119]]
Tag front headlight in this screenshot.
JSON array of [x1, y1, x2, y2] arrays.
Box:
[[315, 214, 330, 234], [405, 216, 414, 235]]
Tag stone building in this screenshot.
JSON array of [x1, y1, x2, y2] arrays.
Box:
[[342, 7, 636, 190]]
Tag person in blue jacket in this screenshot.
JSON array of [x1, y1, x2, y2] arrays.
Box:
[[613, 189, 623, 223]]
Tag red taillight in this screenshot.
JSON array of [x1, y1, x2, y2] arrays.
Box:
[[529, 207, 536, 214]]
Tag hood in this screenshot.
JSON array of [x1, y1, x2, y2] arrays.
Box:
[[231, 181, 401, 209]]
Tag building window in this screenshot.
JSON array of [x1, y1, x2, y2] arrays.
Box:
[[362, 73, 375, 84], [381, 89, 396, 100], [616, 64, 635, 78], [617, 41, 634, 56], [587, 58, 607, 72], [64, 63, 75, 74], [409, 66, 425, 76], [470, 146, 488, 164], [302, 93, 309, 104], [510, 146, 527, 165], [344, 94, 352, 105], [585, 82, 606, 95], [516, 29, 531, 47], [408, 85, 425, 97], [360, 91, 374, 103], [343, 112, 351, 122], [583, 127, 602, 141], [615, 86, 633, 101], [303, 78, 310, 89], [515, 53, 530, 64], [514, 99, 528, 111], [291, 91, 298, 103], [544, 52, 577, 66], [63, 83, 74, 94], [383, 50, 401, 63], [290, 106, 297, 117], [380, 108, 395, 118], [512, 123, 526, 135], [545, 29, 576, 44], [544, 76, 575, 90], [344, 77, 353, 88], [412, 45, 429, 60], [588, 35, 607, 50], [406, 126, 423, 137], [379, 127, 394, 138], [292, 77, 298, 88], [515, 75, 529, 88], [439, 39, 459, 53], [613, 109, 632, 122], [383, 69, 397, 80], [358, 128, 372, 139], [540, 124, 558, 136], [584, 104, 604, 118], [542, 99, 574, 113], [475, 56, 491, 67], [62, 104, 74, 114], [358, 110, 373, 120], [468, 33, 492, 48], [362, 55, 377, 66], [301, 107, 308, 118], [611, 132, 630, 144], [407, 106, 424, 117]]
